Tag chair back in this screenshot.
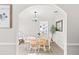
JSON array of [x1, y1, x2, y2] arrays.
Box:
[[38, 37, 47, 46], [31, 39, 37, 47]]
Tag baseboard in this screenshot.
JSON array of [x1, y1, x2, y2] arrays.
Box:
[[53, 39, 64, 50], [68, 43, 79, 46], [0, 43, 16, 45]]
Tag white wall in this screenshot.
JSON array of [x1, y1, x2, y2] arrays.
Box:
[[0, 4, 26, 55], [0, 4, 18, 54], [53, 13, 67, 49], [19, 5, 57, 38], [58, 4, 79, 55]]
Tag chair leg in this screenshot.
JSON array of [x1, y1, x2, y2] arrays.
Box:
[[49, 45, 50, 51], [48, 41, 51, 52], [35, 48, 36, 53], [44, 45, 46, 52], [37, 48, 39, 54]]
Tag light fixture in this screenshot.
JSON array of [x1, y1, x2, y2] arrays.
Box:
[[32, 11, 38, 22]]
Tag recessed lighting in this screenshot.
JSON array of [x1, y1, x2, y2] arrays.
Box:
[[54, 10, 58, 13]]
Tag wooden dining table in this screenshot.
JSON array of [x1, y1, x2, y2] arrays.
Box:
[[24, 37, 51, 53]]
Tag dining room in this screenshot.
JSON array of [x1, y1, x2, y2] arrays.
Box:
[[16, 4, 67, 55]]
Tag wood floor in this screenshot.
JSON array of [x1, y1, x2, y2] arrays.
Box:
[[50, 42, 64, 55], [17, 42, 64, 55]]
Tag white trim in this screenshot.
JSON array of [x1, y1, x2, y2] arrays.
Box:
[[0, 43, 16, 45], [68, 43, 79, 46], [54, 40, 64, 50]]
